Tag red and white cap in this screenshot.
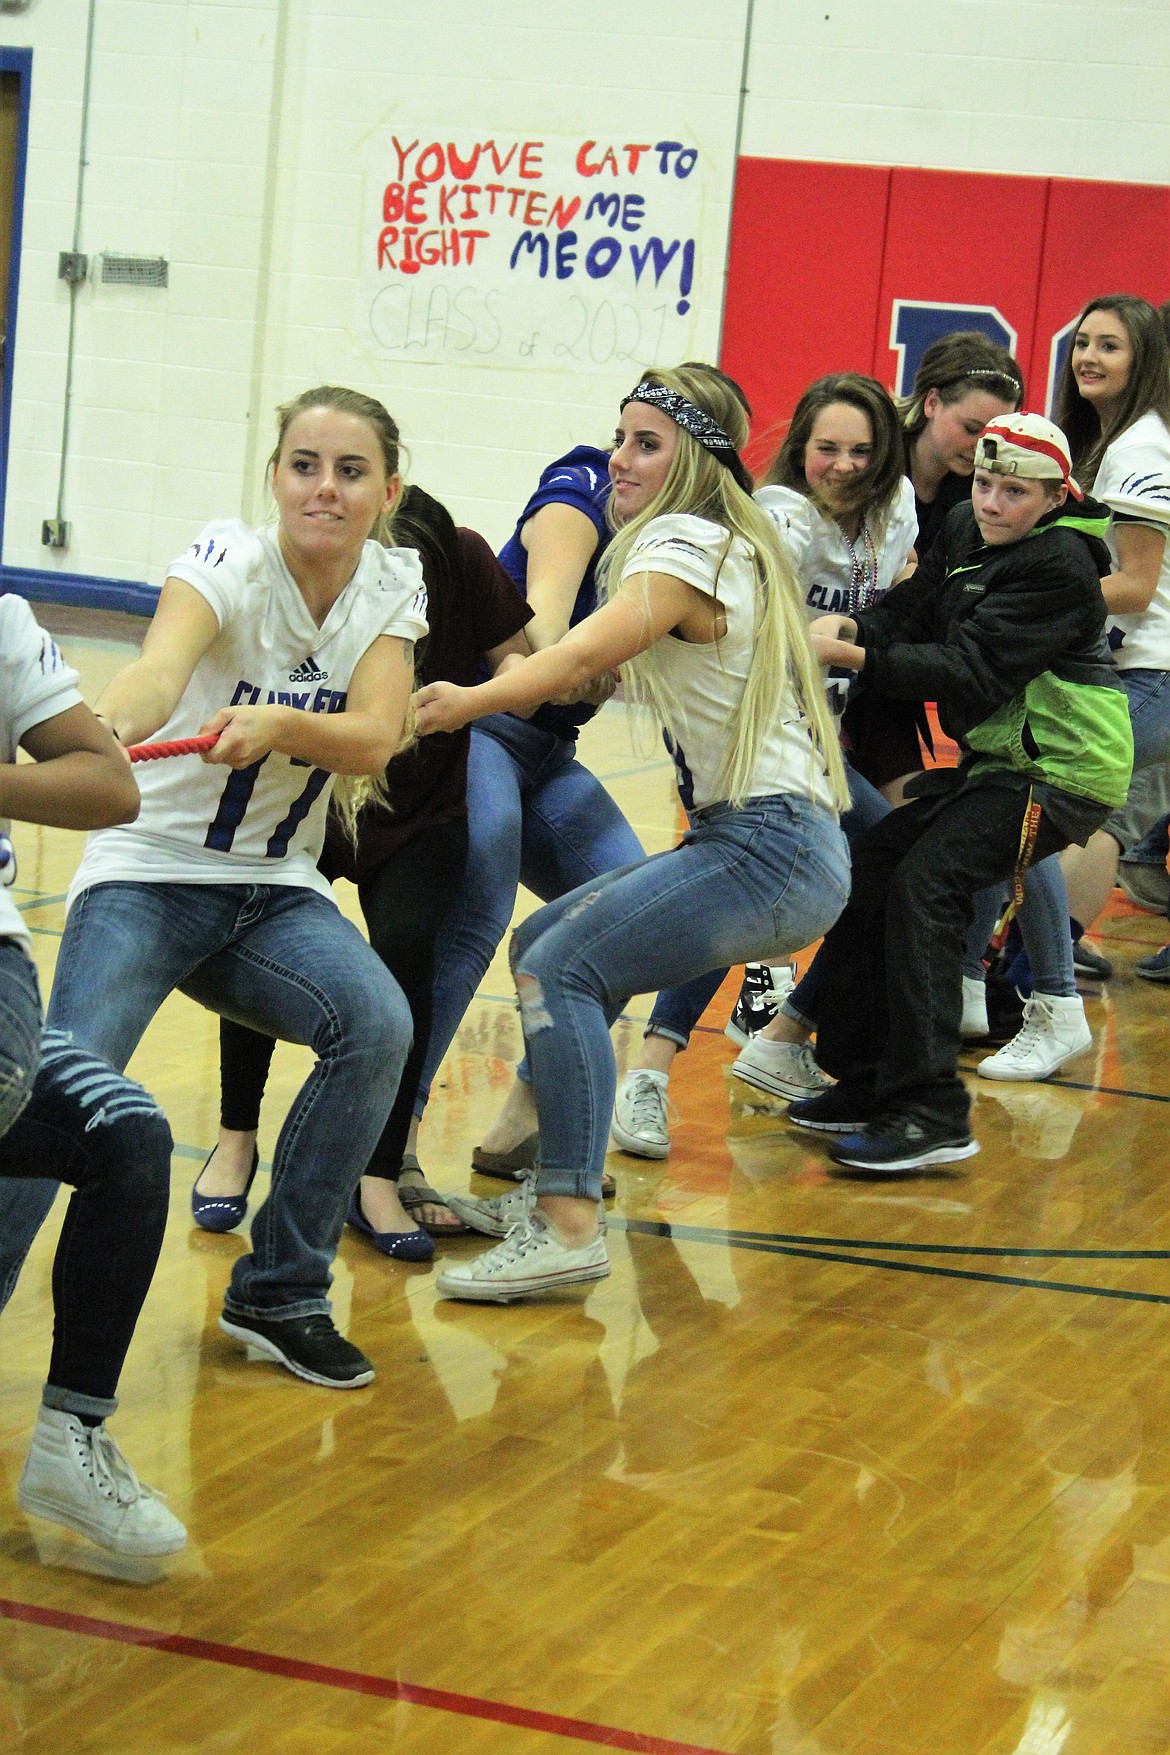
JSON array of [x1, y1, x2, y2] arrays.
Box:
[[974, 412, 1082, 501]]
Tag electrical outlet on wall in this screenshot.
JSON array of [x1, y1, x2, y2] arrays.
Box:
[[41, 520, 70, 549]]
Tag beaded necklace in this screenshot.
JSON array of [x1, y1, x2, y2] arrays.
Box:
[[839, 519, 878, 611]]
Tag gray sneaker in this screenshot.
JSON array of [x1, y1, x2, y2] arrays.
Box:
[[445, 1176, 537, 1238], [731, 1037, 830, 1101], [611, 1070, 673, 1159], [436, 1210, 610, 1303]]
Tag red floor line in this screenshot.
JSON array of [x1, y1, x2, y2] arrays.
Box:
[[0, 1596, 728, 1755]]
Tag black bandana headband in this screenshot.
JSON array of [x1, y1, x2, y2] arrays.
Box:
[[621, 383, 752, 492]]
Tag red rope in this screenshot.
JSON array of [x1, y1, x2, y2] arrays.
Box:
[[126, 733, 221, 763]]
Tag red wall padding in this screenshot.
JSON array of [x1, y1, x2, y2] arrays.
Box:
[[721, 157, 1170, 463]]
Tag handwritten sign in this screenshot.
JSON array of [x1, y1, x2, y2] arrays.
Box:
[[359, 131, 709, 372]]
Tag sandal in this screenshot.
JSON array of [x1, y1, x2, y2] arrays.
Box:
[[469, 1134, 615, 1199], [397, 1177, 470, 1236], [470, 1132, 539, 1181]]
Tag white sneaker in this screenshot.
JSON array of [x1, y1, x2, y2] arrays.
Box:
[[730, 1036, 831, 1101], [436, 1211, 610, 1303], [961, 975, 989, 1040], [445, 1176, 536, 1238], [724, 963, 796, 1046], [611, 1070, 673, 1159], [976, 993, 1092, 1082], [18, 1406, 187, 1558]]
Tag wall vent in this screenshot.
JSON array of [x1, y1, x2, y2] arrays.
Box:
[[101, 254, 169, 288]]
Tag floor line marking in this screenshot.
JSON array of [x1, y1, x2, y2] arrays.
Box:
[[614, 1218, 1170, 1261], [611, 1222, 1170, 1303], [0, 1597, 728, 1755]]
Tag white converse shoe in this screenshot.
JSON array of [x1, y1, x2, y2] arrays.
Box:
[[611, 1070, 673, 1159], [976, 993, 1092, 1082], [18, 1406, 187, 1558], [731, 1036, 831, 1101], [436, 1210, 610, 1303], [961, 975, 990, 1040], [445, 1176, 536, 1238]]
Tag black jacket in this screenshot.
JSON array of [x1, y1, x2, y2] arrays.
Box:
[[852, 497, 1131, 808]]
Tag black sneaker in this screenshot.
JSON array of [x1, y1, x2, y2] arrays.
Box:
[[1137, 944, 1170, 984], [787, 1083, 875, 1134], [724, 963, 795, 1046], [829, 1116, 979, 1173], [1072, 939, 1113, 979], [218, 1310, 374, 1388], [983, 966, 1025, 1045]]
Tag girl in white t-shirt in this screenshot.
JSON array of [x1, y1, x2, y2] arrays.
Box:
[[980, 296, 1170, 1077], [758, 372, 919, 800], [728, 375, 918, 1101], [1055, 295, 1170, 916], [413, 365, 852, 1304], [3, 386, 428, 1390]]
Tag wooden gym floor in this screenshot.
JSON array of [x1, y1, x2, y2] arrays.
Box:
[[1, 609, 1169, 1753]]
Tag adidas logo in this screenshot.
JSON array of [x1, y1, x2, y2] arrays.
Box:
[[289, 656, 328, 683]]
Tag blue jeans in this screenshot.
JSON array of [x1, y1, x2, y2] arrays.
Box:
[[0, 940, 41, 1137], [1010, 667, 1170, 984], [510, 795, 850, 1199], [648, 761, 886, 1045], [20, 882, 412, 1320], [0, 943, 172, 1414], [1103, 668, 1170, 846], [414, 714, 644, 1111]]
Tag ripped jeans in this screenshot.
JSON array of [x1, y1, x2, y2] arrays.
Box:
[[509, 795, 851, 1200], [0, 942, 172, 1416]]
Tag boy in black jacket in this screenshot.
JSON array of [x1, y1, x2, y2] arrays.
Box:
[[789, 412, 1133, 1172]]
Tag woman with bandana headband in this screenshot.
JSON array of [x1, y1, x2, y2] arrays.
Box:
[[410, 364, 750, 1197], [414, 364, 851, 1303]]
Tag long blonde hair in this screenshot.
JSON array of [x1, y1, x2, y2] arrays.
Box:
[[604, 364, 848, 812]]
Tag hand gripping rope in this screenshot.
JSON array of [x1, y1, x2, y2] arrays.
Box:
[[126, 734, 221, 763]]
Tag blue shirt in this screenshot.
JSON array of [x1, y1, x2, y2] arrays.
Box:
[[497, 445, 612, 739]]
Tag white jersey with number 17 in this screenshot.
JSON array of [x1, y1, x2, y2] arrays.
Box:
[[68, 520, 428, 909]]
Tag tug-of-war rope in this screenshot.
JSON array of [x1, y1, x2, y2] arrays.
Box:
[[126, 734, 221, 763]]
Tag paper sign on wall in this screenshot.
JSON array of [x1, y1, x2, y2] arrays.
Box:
[[359, 131, 708, 372]]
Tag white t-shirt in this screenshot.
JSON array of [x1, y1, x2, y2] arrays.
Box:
[[755, 479, 917, 620], [1, 596, 83, 950], [1098, 411, 1170, 671], [756, 480, 916, 718], [620, 513, 836, 814], [69, 521, 428, 907]]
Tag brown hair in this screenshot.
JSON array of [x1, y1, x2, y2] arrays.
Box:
[[1053, 295, 1170, 487], [898, 332, 1023, 440], [767, 372, 905, 528]]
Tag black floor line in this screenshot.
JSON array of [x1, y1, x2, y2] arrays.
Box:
[[611, 1219, 1170, 1305], [613, 1217, 1170, 1261]]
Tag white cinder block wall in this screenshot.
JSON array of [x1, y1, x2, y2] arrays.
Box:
[[2, 0, 1165, 591], [742, 0, 1170, 181]]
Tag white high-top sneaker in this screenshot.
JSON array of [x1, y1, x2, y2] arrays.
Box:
[[960, 975, 990, 1040], [18, 1406, 187, 1557], [976, 993, 1092, 1082]]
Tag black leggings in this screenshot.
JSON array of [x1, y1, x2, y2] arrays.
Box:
[[219, 817, 469, 1180]]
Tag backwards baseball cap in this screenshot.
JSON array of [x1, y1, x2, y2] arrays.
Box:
[[974, 412, 1082, 501]]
